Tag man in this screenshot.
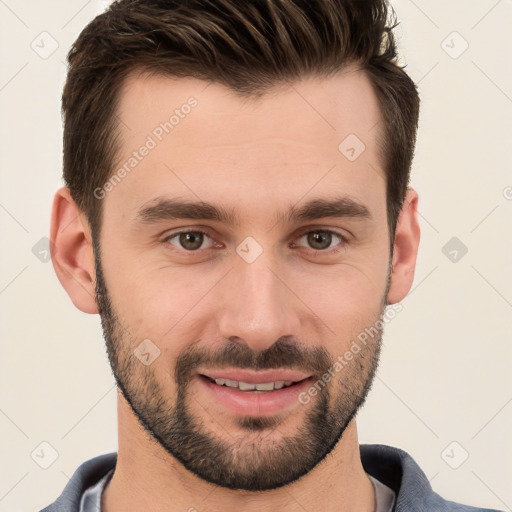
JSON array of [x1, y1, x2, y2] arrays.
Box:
[[42, 0, 503, 511]]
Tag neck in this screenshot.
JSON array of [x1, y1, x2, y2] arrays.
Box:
[[103, 394, 375, 512]]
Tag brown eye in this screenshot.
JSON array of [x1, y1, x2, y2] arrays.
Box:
[[167, 231, 213, 251], [296, 230, 344, 251], [306, 231, 333, 250]]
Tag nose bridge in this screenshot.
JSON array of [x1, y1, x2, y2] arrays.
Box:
[[217, 249, 300, 351]]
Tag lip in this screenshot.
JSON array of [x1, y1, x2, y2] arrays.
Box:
[[199, 369, 311, 384], [196, 373, 314, 417]]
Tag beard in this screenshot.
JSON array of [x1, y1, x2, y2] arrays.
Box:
[[93, 238, 390, 491]]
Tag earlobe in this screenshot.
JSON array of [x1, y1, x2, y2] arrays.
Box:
[[386, 188, 421, 305], [50, 187, 99, 314]]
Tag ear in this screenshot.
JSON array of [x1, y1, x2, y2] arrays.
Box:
[[50, 187, 98, 314], [387, 187, 421, 304]]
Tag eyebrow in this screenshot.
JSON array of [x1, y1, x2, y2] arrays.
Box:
[[136, 196, 371, 226]]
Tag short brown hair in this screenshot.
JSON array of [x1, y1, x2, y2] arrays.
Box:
[[62, 0, 420, 244]]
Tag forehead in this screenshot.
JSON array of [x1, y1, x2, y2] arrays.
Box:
[[108, 66, 385, 224], [116, 66, 382, 146]]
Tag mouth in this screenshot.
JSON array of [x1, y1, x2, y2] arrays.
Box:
[[195, 369, 314, 417], [200, 374, 306, 392]]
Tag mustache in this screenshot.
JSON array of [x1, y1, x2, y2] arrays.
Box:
[[174, 337, 332, 386]]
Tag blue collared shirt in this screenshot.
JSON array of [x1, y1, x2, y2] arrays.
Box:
[[39, 444, 505, 512]]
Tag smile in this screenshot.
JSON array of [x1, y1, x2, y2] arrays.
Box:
[[203, 376, 300, 391], [196, 372, 314, 417]]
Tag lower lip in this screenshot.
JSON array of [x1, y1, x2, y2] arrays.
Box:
[[197, 375, 313, 417]]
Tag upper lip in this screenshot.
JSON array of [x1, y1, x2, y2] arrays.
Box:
[[199, 369, 311, 384]]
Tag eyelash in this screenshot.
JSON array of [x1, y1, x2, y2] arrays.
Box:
[[162, 228, 349, 255]]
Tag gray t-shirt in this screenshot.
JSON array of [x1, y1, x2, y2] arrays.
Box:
[[369, 474, 396, 512], [79, 469, 395, 512]]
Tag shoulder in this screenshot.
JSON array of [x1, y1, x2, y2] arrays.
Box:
[[360, 443, 504, 512], [38, 452, 117, 512]]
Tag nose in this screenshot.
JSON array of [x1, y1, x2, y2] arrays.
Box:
[[217, 254, 302, 352]]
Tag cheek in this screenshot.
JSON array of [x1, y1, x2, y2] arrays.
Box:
[[101, 251, 218, 347], [295, 262, 387, 340]]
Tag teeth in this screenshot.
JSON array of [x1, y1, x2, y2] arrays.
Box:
[[255, 382, 274, 391], [211, 377, 296, 391], [239, 381, 257, 390]]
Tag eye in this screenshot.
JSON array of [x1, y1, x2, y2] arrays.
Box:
[[294, 230, 347, 252], [162, 228, 348, 255], [164, 230, 216, 251]]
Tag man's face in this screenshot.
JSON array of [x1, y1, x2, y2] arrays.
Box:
[[95, 67, 392, 491]]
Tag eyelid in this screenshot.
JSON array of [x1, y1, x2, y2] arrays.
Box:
[[294, 226, 350, 241]]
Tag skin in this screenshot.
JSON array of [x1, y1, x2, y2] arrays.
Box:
[[51, 64, 420, 512]]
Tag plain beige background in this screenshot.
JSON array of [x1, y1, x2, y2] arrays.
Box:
[[0, 1, 511, 511]]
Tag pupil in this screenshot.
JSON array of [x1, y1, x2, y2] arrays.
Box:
[[308, 231, 331, 250], [180, 232, 203, 250]]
